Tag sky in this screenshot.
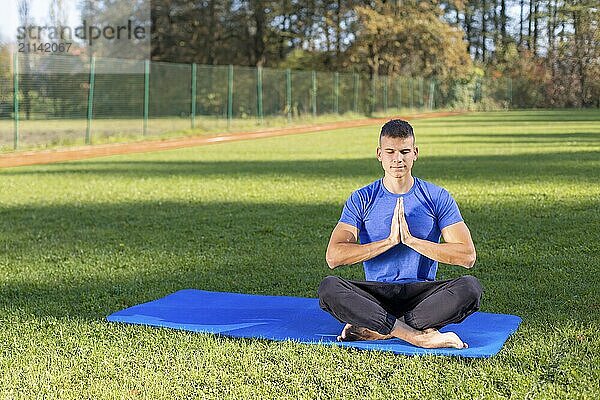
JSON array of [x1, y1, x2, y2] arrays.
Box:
[[0, 0, 152, 60], [0, 0, 81, 44]]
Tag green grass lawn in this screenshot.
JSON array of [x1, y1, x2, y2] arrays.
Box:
[[1, 110, 599, 398]]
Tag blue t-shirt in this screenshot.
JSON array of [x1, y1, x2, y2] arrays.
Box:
[[339, 177, 463, 283]]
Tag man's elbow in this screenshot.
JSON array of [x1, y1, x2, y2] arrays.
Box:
[[463, 249, 477, 269], [325, 254, 340, 269], [325, 249, 343, 269]]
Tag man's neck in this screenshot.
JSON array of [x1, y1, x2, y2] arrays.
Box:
[[382, 175, 415, 194]]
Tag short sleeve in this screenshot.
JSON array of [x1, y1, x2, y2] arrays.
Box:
[[435, 189, 463, 230], [339, 191, 364, 229]]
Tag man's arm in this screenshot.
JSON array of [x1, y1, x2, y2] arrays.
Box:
[[325, 201, 402, 269], [398, 198, 476, 268]]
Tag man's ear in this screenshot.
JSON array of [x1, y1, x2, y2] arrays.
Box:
[[414, 146, 419, 161], [376, 147, 382, 161]]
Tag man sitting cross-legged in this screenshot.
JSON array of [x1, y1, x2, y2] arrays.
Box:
[[318, 119, 483, 349]]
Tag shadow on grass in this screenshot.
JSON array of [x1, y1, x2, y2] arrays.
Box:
[[417, 110, 600, 124], [1, 150, 599, 183], [0, 198, 598, 325], [445, 132, 600, 145], [0, 201, 340, 320]]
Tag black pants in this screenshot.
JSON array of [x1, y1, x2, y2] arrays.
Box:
[[318, 275, 483, 335]]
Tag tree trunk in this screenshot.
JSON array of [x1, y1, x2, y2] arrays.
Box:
[[519, 0, 524, 47], [573, 9, 585, 107], [307, 0, 315, 51], [252, 0, 266, 66], [464, 7, 473, 57], [481, 0, 487, 62], [493, 0, 499, 55], [533, 0, 539, 55], [500, 0, 507, 50], [206, 0, 216, 64], [528, 0, 533, 50], [335, 0, 342, 66], [279, 0, 289, 60]]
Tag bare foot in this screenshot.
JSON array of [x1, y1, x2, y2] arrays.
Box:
[[390, 319, 468, 349], [419, 329, 468, 349], [336, 324, 394, 342]]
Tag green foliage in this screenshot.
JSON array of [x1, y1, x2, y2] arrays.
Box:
[[488, 44, 550, 108], [0, 110, 599, 398], [447, 78, 508, 111], [480, 3, 600, 108], [349, 3, 472, 80], [278, 49, 329, 71], [61, 1, 600, 109]]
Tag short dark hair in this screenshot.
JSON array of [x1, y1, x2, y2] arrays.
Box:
[[379, 119, 415, 145]]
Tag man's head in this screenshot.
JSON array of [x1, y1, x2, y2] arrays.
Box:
[[377, 119, 418, 179], [379, 119, 415, 146]]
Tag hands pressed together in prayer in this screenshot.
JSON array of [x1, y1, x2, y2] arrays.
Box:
[[327, 189, 475, 269], [387, 197, 476, 269], [388, 197, 414, 247]]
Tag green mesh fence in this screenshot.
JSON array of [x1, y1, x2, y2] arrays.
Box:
[[17, 53, 89, 148], [232, 66, 258, 120], [2, 52, 522, 151], [358, 74, 373, 114], [262, 67, 286, 118], [315, 71, 334, 115], [0, 56, 13, 148], [92, 58, 145, 139], [337, 73, 354, 114], [290, 69, 312, 118], [149, 61, 192, 135], [390, 77, 403, 109], [196, 64, 228, 119]]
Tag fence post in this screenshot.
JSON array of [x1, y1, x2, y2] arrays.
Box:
[[383, 75, 388, 113], [286, 68, 291, 122], [191, 63, 197, 129], [227, 64, 233, 129], [12, 52, 19, 150], [370, 74, 376, 115], [257, 66, 263, 123], [143, 59, 149, 136], [428, 80, 435, 110], [507, 77, 512, 107], [334, 72, 339, 114], [397, 78, 402, 110], [418, 78, 424, 109], [85, 56, 95, 145], [311, 70, 317, 118], [409, 79, 414, 110], [474, 78, 482, 103], [353, 73, 359, 114]]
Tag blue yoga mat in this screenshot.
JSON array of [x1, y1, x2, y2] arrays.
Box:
[[107, 289, 521, 358]]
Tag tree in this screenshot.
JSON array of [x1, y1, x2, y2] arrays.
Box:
[[17, 0, 33, 119], [565, 0, 599, 106], [349, 2, 472, 80]]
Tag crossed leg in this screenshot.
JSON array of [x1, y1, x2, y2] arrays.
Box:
[[337, 319, 467, 349], [318, 276, 483, 349]]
